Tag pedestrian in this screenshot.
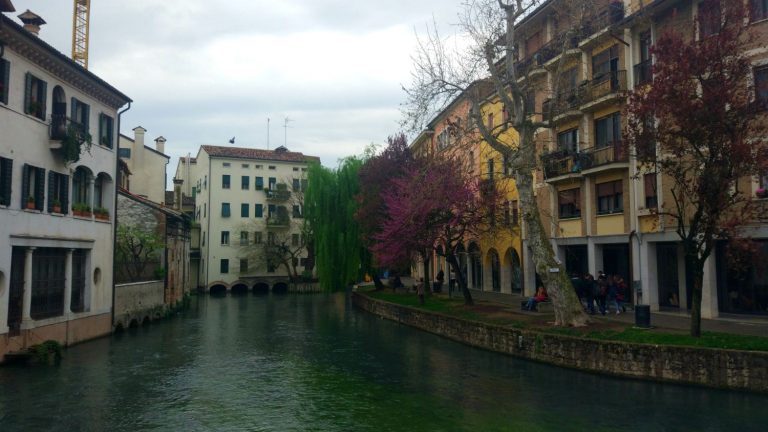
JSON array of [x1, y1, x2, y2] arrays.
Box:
[[524, 286, 548, 311], [607, 275, 620, 314], [597, 271, 608, 315], [584, 273, 597, 314], [615, 275, 627, 313], [435, 269, 445, 293]]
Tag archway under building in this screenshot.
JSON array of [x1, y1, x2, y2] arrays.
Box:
[[209, 284, 227, 296], [485, 249, 501, 292], [503, 248, 523, 294], [231, 283, 249, 295], [273, 282, 288, 294], [253, 283, 270, 295]]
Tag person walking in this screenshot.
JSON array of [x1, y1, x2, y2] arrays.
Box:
[[435, 269, 445, 293], [597, 272, 608, 315], [584, 273, 597, 315]]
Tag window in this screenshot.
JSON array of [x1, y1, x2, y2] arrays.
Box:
[[268, 204, 276, 218], [698, 0, 721, 38], [487, 112, 494, 130], [525, 31, 542, 58], [221, 231, 230, 245], [71, 250, 87, 313], [254, 231, 263, 244], [255, 203, 263, 218], [0, 58, 9, 105], [511, 200, 519, 226], [755, 66, 768, 109], [594, 112, 621, 148], [644, 173, 658, 209], [268, 165, 276, 170], [292, 178, 300, 191], [240, 259, 248, 273], [752, 0, 768, 22], [293, 167, 299, 172], [635, 31, 653, 87], [241, 203, 249, 217], [292, 205, 302, 218], [71, 98, 90, 133], [267, 232, 276, 245], [0, 157, 12, 206], [202, 231, 205, 246], [47, 171, 69, 214], [437, 129, 451, 150], [240, 231, 249, 245], [98, 114, 114, 148], [487, 158, 494, 180], [597, 180, 623, 215], [592, 45, 619, 82], [242, 164, 250, 168], [292, 234, 300, 247], [255, 176, 264, 190], [204, 203, 206, 218], [255, 165, 263, 169], [268, 177, 277, 189], [557, 129, 578, 153], [301, 179, 308, 191], [241, 176, 249, 190], [220, 259, 229, 274], [222, 203, 231, 217], [504, 200, 511, 225], [223, 162, 231, 167], [24, 73, 47, 120], [30, 248, 66, 319], [118, 148, 131, 158], [222, 175, 230, 189], [558, 188, 581, 219], [21, 164, 45, 211]]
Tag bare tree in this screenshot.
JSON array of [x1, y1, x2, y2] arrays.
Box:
[[403, 0, 595, 326]]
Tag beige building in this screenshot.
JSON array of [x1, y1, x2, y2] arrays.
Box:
[[118, 126, 169, 204], [0, 9, 131, 362], [174, 145, 319, 293]]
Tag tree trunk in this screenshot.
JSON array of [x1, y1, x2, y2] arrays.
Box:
[[422, 250, 430, 303], [685, 250, 704, 337], [514, 129, 589, 327], [447, 252, 473, 305]]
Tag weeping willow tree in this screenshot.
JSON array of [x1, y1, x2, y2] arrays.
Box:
[[304, 157, 371, 291]]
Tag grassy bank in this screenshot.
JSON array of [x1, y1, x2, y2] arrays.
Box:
[[363, 289, 768, 353]]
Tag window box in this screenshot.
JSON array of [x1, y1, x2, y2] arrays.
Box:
[[72, 203, 92, 218], [94, 207, 110, 220]]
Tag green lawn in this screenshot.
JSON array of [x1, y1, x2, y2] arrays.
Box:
[[362, 289, 768, 352]]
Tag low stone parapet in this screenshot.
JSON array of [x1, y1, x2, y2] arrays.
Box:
[[352, 292, 768, 393], [114, 280, 165, 329]]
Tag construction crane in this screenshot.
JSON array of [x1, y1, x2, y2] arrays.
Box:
[[71, 0, 90, 69]]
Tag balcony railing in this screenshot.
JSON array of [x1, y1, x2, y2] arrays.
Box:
[[49, 114, 85, 141], [266, 215, 290, 228], [582, 70, 627, 106], [265, 184, 291, 201], [579, 2, 625, 40], [537, 34, 580, 65], [634, 60, 652, 87], [541, 141, 628, 179], [542, 87, 584, 121]]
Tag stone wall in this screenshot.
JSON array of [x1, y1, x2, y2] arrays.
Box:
[[114, 281, 165, 329], [353, 293, 768, 393]]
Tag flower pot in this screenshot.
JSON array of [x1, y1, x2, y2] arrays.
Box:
[[52, 205, 62, 213], [95, 213, 109, 221], [26, 202, 36, 210]]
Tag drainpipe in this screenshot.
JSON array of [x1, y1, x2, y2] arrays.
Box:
[[112, 102, 131, 328]]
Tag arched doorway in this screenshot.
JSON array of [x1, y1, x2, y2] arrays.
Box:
[[504, 248, 523, 294], [468, 243, 482, 290], [486, 249, 501, 292], [72, 166, 93, 211], [209, 284, 227, 296], [253, 283, 270, 295], [273, 282, 288, 294], [231, 283, 248, 295]]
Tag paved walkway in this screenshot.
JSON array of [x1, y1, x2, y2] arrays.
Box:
[[388, 278, 768, 337]]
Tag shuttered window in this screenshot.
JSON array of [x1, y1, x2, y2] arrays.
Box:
[[21, 164, 45, 211], [255, 176, 264, 190], [0, 58, 9, 105], [0, 157, 12, 206], [221, 202, 230, 217], [254, 203, 263, 218], [71, 97, 90, 132], [24, 72, 47, 120], [558, 188, 581, 219], [596, 180, 623, 215], [47, 171, 69, 214], [241, 203, 249, 217], [98, 113, 114, 148]]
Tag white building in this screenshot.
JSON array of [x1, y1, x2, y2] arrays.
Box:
[[118, 126, 169, 204], [175, 145, 318, 292], [0, 10, 131, 361]]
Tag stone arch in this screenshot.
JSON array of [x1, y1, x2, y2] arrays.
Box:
[[485, 248, 501, 292], [129, 318, 139, 329], [272, 282, 288, 294], [253, 282, 270, 294], [208, 282, 227, 295], [72, 166, 94, 210], [94, 172, 114, 213], [230, 282, 248, 295], [468, 242, 482, 290], [503, 247, 523, 294]]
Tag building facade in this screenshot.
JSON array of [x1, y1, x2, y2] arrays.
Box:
[[0, 10, 131, 361], [118, 126, 169, 204], [174, 145, 318, 292]]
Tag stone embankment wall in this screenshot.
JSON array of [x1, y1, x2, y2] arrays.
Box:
[[114, 281, 166, 329], [353, 293, 768, 393]]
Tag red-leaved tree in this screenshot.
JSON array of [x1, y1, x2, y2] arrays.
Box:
[[625, 2, 768, 336], [372, 154, 502, 305]]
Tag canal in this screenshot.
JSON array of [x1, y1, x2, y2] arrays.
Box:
[[0, 293, 766, 431]]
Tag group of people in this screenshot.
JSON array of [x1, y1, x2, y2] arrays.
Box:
[[572, 271, 628, 315]]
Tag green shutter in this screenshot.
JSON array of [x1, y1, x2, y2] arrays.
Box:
[[35, 167, 45, 211], [20, 164, 29, 208], [71, 97, 77, 120], [39, 80, 47, 119], [98, 113, 104, 146], [83, 103, 90, 132], [24, 72, 32, 114], [1, 59, 9, 105], [0, 158, 12, 206], [62, 174, 69, 214], [47, 170, 55, 212]]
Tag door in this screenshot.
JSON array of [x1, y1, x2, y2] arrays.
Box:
[[7, 247, 25, 335]]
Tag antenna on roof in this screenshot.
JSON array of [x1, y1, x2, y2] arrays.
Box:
[[284, 116, 293, 147]]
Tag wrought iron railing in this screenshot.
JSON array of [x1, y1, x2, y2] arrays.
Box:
[[582, 70, 627, 105]]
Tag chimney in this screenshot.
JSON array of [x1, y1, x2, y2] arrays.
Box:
[[155, 136, 166, 155], [133, 126, 146, 170], [1, 1, 16, 13], [17, 10, 45, 36]]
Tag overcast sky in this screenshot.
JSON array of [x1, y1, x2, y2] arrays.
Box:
[[9, 0, 464, 174]]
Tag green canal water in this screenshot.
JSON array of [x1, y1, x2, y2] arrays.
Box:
[[0, 293, 766, 431]]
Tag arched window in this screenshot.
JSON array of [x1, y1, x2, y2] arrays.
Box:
[[72, 166, 92, 209]]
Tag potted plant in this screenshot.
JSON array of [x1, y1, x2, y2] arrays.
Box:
[[757, 188, 768, 199], [52, 199, 62, 213], [26, 196, 36, 210], [94, 207, 109, 220], [72, 202, 91, 217], [59, 123, 93, 165]]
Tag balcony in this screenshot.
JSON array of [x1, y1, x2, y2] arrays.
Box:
[[578, 2, 625, 44], [537, 34, 580, 66], [580, 141, 629, 171], [542, 141, 628, 180], [265, 183, 291, 201], [634, 60, 652, 87], [49, 114, 86, 149], [266, 215, 290, 228], [542, 149, 586, 180], [580, 70, 627, 110], [542, 87, 584, 123]]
